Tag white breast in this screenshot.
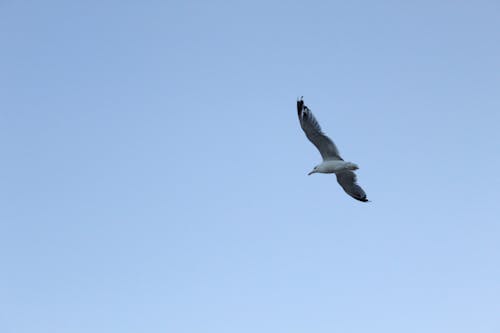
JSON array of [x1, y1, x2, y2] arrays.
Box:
[[318, 160, 351, 173]]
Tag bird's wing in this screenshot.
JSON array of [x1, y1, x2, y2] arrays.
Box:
[[297, 99, 342, 161], [336, 171, 368, 202]]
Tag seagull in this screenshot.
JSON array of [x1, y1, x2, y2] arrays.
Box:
[[297, 97, 369, 202]]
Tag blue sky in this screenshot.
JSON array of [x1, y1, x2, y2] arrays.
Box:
[[1, 1, 499, 332]]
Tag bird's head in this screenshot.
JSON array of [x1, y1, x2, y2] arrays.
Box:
[[308, 165, 319, 176]]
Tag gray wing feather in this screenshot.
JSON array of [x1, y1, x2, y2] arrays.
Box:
[[336, 171, 368, 202], [297, 99, 341, 161]]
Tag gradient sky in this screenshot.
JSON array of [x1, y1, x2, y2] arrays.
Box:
[[1, 1, 499, 332]]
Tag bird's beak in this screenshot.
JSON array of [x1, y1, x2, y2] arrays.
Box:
[[308, 171, 314, 176]]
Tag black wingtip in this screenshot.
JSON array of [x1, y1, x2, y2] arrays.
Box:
[[349, 192, 369, 202], [297, 97, 304, 117]]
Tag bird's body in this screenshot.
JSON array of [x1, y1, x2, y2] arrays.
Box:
[[297, 98, 369, 202], [311, 160, 359, 175]]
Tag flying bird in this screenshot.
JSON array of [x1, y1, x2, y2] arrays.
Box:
[[297, 97, 369, 202]]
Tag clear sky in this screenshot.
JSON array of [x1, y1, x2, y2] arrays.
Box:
[[1, 1, 499, 332]]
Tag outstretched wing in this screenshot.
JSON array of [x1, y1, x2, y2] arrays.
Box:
[[336, 171, 369, 202], [297, 99, 342, 161]]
